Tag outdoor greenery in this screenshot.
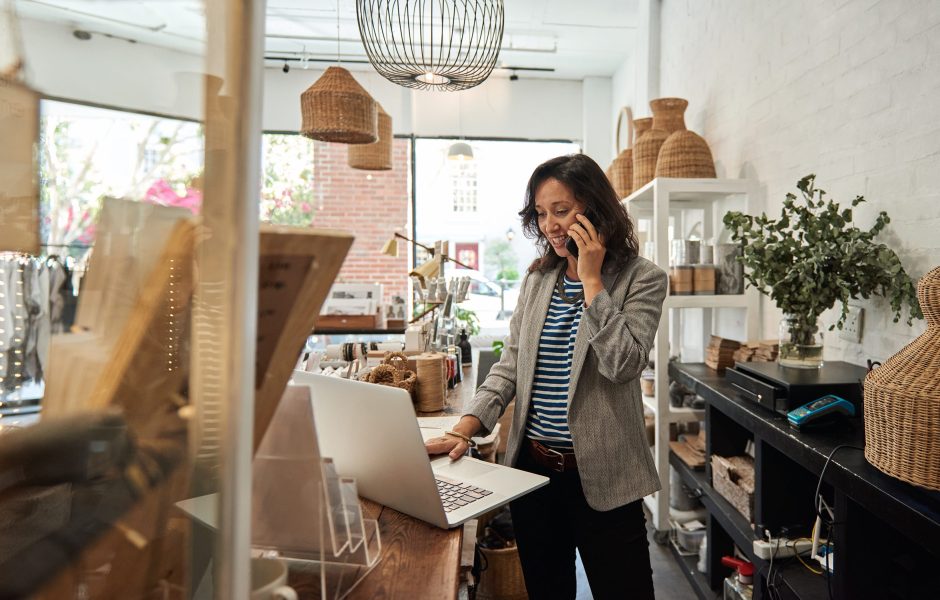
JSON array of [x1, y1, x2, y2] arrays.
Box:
[[455, 306, 481, 336], [484, 238, 520, 283], [723, 174, 922, 351]]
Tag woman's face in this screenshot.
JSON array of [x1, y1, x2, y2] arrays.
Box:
[[534, 177, 585, 258]]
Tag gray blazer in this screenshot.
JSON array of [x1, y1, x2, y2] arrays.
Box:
[[465, 256, 668, 511]]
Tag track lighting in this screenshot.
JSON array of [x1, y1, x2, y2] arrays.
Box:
[[282, 62, 290, 73]]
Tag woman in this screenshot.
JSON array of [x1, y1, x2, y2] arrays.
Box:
[[426, 154, 667, 599]]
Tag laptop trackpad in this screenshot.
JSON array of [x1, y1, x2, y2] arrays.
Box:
[[433, 457, 498, 480]]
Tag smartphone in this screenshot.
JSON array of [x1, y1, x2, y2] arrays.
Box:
[[565, 209, 596, 258]]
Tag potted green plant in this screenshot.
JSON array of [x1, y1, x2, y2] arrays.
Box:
[[723, 174, 922, 368]]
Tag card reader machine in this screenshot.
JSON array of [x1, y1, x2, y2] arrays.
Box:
[[787, 394, 856, 429]]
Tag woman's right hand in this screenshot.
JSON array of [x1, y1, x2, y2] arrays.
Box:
[[424, 415, 483, 460]]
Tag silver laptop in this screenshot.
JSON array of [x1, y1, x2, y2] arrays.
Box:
[[292, 371, 548, 529]]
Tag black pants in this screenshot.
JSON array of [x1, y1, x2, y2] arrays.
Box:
[[509, 448, 655, 600]]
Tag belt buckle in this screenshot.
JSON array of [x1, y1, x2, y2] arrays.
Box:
[[538, 442, 566, 472]]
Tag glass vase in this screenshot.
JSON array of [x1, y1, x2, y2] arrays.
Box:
[[778, 314, 824, 369]]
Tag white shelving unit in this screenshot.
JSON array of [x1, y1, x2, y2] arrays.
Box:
[[623, 178, 760, 535]]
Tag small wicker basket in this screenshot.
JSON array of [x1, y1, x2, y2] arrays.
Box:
[[362, 352, 416, 398], [656, 130, 717, 179], [475, 543, 528, 600], [864, 265, 940, 491]]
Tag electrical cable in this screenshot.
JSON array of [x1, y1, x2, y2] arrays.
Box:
[[790, 538, 824, 574], [814, 444, 863, 520]]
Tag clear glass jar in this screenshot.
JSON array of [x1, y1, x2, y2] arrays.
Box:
[[778, 314, 824, 369]]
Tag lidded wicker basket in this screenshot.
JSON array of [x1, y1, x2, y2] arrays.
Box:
[[864, 265, 940, 491], [633, 98, 686, 190], [348, 103, 392, 170], [300, 66, 377, 144], [362, 351, 416, 398]]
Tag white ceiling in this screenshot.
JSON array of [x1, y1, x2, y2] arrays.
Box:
[[14, 0, 639, 80]]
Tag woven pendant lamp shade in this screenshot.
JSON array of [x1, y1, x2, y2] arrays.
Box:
[[300, 66, 377, 144], [864, 265, 940, 491], [633, 98, 687, 190], [348, 104, 392, 170]]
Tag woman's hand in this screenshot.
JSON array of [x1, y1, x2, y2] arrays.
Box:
[[425, 415, 482, 460], [568, 213, 606, 304]]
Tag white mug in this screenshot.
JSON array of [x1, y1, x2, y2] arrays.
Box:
[[251, 557, 298, 600]]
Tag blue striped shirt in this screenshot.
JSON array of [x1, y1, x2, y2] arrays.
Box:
[[525, 275, 583, 450]]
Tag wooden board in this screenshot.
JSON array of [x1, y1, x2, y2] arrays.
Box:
[[0, 76, 39, 254], [253, 226, 353, 452]]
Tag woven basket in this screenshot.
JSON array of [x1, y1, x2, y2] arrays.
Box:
[[363, 352, 417, 398], [300, 66, 377, 144], [348, 104, 392, 170], [864, 265, 940, 491], [649, 97, 688, 133], [475, 543, 528, 600], [656, 130, 717, 178], [609, 116, 652, 199], [632, 129, 669, 191]]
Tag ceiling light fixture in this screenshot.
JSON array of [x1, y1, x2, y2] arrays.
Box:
[[447, 142, 474, 161], [356, 0, 505, 92]]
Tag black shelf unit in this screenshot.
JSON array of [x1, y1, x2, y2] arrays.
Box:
[[666, 362, 940, 600]]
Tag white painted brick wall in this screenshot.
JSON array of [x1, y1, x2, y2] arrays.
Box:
[[658, 0, 940, 364]]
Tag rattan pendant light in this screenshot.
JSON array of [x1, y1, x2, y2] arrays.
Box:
[[300, 66, 378, 144], [348, 103, 393, 170], [356, 0, 505, 92]]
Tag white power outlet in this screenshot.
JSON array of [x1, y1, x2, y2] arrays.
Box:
[[839, 306, 864, 343]]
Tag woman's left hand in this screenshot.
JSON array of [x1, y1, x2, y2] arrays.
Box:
[[569, 213, 606, 284]]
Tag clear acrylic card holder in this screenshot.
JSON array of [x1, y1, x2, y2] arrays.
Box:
[[251, 385, 380, 599]]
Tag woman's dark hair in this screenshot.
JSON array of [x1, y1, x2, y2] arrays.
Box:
[[519, 153, 639, 273]]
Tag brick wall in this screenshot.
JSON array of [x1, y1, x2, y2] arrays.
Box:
[[311, 138, 411, 306], [659, 0, 940, 363]]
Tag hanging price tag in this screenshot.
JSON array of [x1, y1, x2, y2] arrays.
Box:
[[0, 73, 39, 254]]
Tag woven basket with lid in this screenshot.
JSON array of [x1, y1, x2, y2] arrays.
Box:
[[633, 98, 686, 190], [864, 265, 940, 491], [300, 66, 377, 144], [348, 103, 392, 170]]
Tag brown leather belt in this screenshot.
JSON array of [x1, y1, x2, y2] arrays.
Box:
[[525, 438, 578, 473]]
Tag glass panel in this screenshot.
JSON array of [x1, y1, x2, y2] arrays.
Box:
[[414, 138, 580, 336]]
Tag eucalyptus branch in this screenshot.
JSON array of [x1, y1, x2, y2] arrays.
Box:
[[723, 174, 922, 332]]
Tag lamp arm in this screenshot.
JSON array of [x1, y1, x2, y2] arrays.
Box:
[[394, 232, 435, 254], [394, 232, 473, 270]]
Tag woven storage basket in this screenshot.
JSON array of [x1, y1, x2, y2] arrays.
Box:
[[348, 104, 392, 170], [300, 66, 377, 144], [362, 352, 416, 399], [633, 99, 688, 189], [475, 543, 528, 600], [656, 130, 717, 178], [864, 265, 940, 491]]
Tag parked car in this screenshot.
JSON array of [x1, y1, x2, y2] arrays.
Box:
[[455, 269, 520, 331]]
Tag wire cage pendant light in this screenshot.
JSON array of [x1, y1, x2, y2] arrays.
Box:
[[356, 0, 505, 92]]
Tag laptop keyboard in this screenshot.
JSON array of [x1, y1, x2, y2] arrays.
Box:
[[435, 475, 494, 513]]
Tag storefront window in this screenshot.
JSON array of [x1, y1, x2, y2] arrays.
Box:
[[414, 138, 579, 336]]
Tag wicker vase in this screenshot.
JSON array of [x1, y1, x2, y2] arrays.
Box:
[[300, 66, 377, 144], [864, 265, 940, 491], [348, 104, 393, 170], [656, 131, 717, 178], [633, 99, 686, 190]]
